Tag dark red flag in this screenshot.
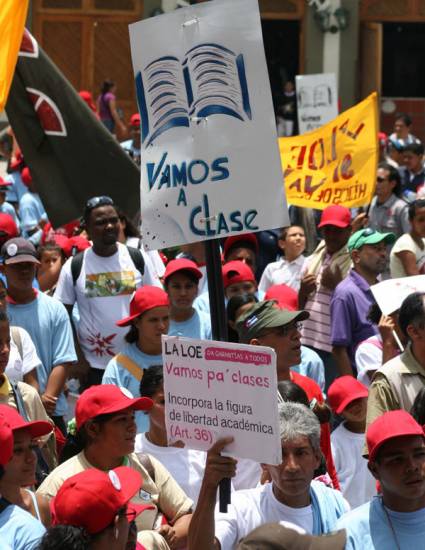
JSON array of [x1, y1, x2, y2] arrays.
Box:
[[6, 29, 140, 227]]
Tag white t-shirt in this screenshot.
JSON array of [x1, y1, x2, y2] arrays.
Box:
[[390, 233, 425, 278], [54, 243, 143, 370], [215, 482, 313, 550], [355, 335, 383, 387], [135, 433, 207, 505], [331, 423, 376, 509], [259, 255, 307, 293], [134, 434, 261, 505], [126, 237, 165, 284], [5, 327, 42, 382]]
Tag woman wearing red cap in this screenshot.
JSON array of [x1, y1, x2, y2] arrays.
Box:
[[163, 259, 211, 340], [39, 466, 145, 550], [0, 404, 52, 547], [36, 384, 193, 549], [102, 286, 170, 433]]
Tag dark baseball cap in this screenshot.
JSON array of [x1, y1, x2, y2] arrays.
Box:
[[237, 523, 346, 550], [1, 238, 40, 265], [236, 300, 309, 341]]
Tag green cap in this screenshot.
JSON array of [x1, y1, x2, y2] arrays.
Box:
[[236, 300, 309, 342], [347, 228, 396, 252]]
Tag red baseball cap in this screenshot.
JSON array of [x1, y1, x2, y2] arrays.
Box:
[[318, 205, 351, 228], [223, 233, 259, 257], [0, 417, 13, 466], [0, 214, 18, 239], [163, 258, 202, 284], [21, 166, 32, 186], [222, 260, 256, 289], [264, 284, 298, 311], [75, 385, 153, 430], [0, 404, 52, 439], [79, 90, 97, 113], [62, 235, 91, 258], [51, 466, 147, 535], [116, 286, 169, 327], [130, 113, 141, 127], [366, 410, 425, 463], [327, 376, 368, 415]]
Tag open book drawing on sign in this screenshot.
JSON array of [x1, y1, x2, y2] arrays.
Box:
[[135, 43, 252, 147]]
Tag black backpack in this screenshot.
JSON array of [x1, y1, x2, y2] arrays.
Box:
[[70, 246, 145, 285]]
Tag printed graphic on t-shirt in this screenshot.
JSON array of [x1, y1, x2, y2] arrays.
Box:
[[86, 329, 117, 357], [85, 271, 136, 298]]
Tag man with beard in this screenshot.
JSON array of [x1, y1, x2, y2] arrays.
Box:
[[55, 196, 145, 387], [330, 229, 395, 376]]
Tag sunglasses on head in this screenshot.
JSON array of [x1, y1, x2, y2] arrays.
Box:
[[85, 196, 114, 211]]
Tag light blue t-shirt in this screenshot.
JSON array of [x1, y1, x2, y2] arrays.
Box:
[[102, 341, 162, 432], [19, 192, 47, 245], [336, 497, 425, 549], [169, 309, 212, 340], [0, 503, 46, 550], [7, 292, 77, 416], [291, 345, 325, 392], [0, 202, 20, 229], [5, 172, 28, 203]]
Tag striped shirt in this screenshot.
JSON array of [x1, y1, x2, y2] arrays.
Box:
[[301, 253, 333, 352]]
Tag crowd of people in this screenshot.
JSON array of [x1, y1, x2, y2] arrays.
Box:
[[0, 108, 425, 550]]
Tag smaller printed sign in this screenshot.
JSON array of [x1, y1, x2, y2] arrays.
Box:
[[162, 335, 282, 465], [370, 275, 425, 316], [296, 73, 338, 134]]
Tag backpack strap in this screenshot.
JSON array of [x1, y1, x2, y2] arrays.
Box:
[[138, 453, 155, 483], [71, 250, 85, 286], [10, 326, 23, 362], [10, 381, 29, 421], [116, 353, 144, 382], [127, 246, 145, 278]]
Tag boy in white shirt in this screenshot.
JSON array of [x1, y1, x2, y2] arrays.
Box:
[[327, 376, 376, 508]]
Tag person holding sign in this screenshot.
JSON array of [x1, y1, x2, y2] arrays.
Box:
[[366, 292, 425, 427], [102, 286, 170, 433], [188, 402, 347, 550], [164, 259, 211, 340], [135, 366, 261, 506]]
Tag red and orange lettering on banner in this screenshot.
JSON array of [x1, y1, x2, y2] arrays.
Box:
[[279, 92, 378, 209]]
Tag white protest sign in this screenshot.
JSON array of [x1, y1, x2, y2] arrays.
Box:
[[129, 0, 288, 250], [295, 73, 338, 134], [162, 335, 282, 465], [370, 275, 425, 316]]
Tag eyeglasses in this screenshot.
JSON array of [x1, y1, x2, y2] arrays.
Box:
[[85, 196, 114, 211], [376, 176, 388, 183], [350, 228, 376, 250]]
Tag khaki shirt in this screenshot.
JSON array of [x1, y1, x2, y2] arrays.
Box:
[[0, 375, 57, 470], [37, 451, 193, 549], [366, 344, 425, 428]]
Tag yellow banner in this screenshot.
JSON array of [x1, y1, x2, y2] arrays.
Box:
[[0, 0, 29, 112], [279, 92, 378, 209]]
